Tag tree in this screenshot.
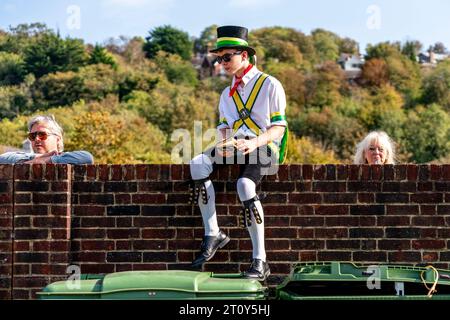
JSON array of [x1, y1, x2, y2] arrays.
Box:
[[65, 109, 171, 164], [286, 134, 339, 164], [0, 23, 51, 54], [89, 44, 118, 70], [361, 58, 389, 87], [0, 52, 26, 85], [32, 64, 118, 109], [432, 42, 447, 54], [154, 52, 198, 86], [194, 24, 217, 54], [305, 61, 346, 108], [311, 29, 340, 62], [24, 32, 88, 78], [339, 37, 359, 55], [401, 40, 422, 62], [403, 104, 450, 163], [0, 83, 33, 119], [143, 25, 193, 60], [422, 60, 450, 110]]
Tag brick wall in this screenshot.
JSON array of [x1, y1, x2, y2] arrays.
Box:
[[1, 164, 449, 299]]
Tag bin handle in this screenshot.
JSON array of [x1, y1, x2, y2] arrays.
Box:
[[362, 270, 375, 276]]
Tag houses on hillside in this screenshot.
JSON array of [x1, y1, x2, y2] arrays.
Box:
[[192, 48, 450, 81]]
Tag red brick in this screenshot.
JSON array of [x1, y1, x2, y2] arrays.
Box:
[[313, 165, 326, 180], [412, 240, 446, 250], [395, 165, 407, 181], [142, 229, 175, 239], [0, 165, 13, 179], [97, 165, 109, 180], [86, 165, 97, 180], [411, 193, 443, 203], [264, 205, 298, 215], [315, 205, 349, 215], [412, 216, 445, 226], [443, 165, 450, 180], [371, 165, 383, 180], [407, 165, 418, 181], [387, 205, 419, 215], [430, 165, 442, 180], [291, 217, 324, 227], [302, 165, 313, 180], [291, 240, 325, 250], [171, 165, 183, 180], [122, 165, 135, 181], [57, 165, 70, 180], [418, 165, 430, 181], [290, 165, 302, 180], [361, 165, 371, 180], [358, 193, 375, 203], [14, 165, 30, 180], [377, 216, 410, 226], [384, 165, 395, 180], [419, 204, 439, 217], [315, 228, 348, 238], [289, 193, 321, 204], [337, 165, 348, 180], [277, 166, 289, 181], [378, 240, 411, 250], [44, 164, 56, 180]]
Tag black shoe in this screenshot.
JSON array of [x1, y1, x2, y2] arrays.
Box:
[[242, 259, 270, 281], [191, 230, 230, 268]]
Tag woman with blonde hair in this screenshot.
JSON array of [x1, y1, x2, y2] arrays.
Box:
[[354, 131, 396, 164]]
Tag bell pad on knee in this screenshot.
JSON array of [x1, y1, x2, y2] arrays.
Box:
[[240, 195, 262, 228], [188, 178, 210, 205]]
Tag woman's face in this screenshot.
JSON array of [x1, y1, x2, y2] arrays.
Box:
[[365, 139, 387, 164]]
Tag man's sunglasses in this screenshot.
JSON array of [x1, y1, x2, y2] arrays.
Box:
[[28, 131, 59, 141], [216, 51, 242, 64]]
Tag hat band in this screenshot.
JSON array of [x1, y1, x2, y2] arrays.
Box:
[[216, 37, 249, 48]]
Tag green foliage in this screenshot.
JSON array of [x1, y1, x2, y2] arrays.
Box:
[[154, 52, 198, 86], [422, 60, 450, 110], [24, 32, 88, 78], [0, 52, 26, 85], [403, 104, 450, 163], [0, 82, 33, 119], [143, 25, 193, 60], [32, 64, 118, 109], [311, 29, 340, 62], [89, 44, 118, 70], [194, 24, 218, 54], [123, 81, 218, 136], [305, 61, 346, 108], [286, 133, 340, 164], [0, 115, 28, 148]]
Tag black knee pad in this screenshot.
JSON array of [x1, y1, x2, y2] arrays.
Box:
[[240, 194, 264, 228], [188, 178, 210, 205]]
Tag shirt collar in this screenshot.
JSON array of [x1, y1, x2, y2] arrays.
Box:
[[231, 65, 260, 88]]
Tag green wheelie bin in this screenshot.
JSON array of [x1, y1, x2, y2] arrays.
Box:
[[276, 262, 450, 300], [37, 270, 267, 300]]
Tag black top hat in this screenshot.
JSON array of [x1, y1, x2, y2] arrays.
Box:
[[210, 25, 256, 56]]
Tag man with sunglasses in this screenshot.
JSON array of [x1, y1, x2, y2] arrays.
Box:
[[0, 115, 93, 164], [189, 26, 288, 281]]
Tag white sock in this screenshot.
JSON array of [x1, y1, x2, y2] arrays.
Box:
[[190, 154, 219, 237], [237, 178, 266, 262]]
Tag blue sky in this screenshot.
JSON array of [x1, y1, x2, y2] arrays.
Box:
[[1, 0, 449, 53]]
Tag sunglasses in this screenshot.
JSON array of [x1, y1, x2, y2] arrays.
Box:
[[28, 131, 59, 141], [216, 51, 242, 64]]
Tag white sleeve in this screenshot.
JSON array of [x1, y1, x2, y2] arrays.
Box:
[[268, 77, 287, 127], [216, 91, 230, 130]]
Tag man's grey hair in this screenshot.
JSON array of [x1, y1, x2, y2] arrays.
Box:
[[28, 115, 64, 152]]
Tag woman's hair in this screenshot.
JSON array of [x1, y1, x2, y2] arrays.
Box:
[[27, 115, 64, 152], [354, 131, 396, 164]]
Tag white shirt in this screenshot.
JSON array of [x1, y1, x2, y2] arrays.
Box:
[[217, 66, 287, 146]]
